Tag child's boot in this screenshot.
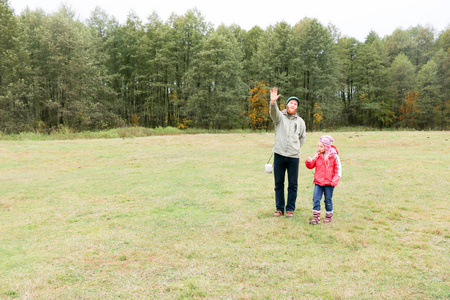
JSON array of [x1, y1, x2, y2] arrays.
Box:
[[324, 212, 333, 223], [309, 210, 321, 225]]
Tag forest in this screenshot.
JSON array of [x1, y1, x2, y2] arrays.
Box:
[[0, 0, 449, 133]]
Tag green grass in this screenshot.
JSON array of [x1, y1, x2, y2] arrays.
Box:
[[0, 131, 448, 299]]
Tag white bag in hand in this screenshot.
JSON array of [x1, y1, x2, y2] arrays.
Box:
[[265, 153, 273, 173]]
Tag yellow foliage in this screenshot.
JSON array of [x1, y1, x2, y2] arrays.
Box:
[[399, 91, 419, 127], [247, 81, 271, 130], [177, 118, 192, 130], [313, 102, 323, 125], [360, 93, 368, 101], [131, 114, 139, 127]]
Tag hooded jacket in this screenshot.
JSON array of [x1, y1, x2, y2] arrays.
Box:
[[305, 145, 342, 187], [269, 102, 306, 158]]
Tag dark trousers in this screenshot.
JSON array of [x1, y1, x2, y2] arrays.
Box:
[[273, 153, 299, 212]]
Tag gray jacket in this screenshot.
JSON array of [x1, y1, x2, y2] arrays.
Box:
[[269, 102, 306, 158]]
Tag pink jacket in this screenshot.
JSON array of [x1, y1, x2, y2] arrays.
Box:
[[305, 145, 342, 187]]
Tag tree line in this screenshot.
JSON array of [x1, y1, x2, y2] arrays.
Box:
[[0, 0, 449, 133]]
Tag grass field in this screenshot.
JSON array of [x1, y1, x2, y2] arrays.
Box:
[[0, 131, 448, 299]]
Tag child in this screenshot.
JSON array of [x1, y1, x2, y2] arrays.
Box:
[[305, 135, 342, 224]]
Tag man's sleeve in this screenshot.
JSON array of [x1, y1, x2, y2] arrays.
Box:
[[269, 102, 281, 124], [299, 120, 306, 148]]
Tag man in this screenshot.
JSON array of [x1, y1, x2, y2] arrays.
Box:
[[269, 87, 306, 218]]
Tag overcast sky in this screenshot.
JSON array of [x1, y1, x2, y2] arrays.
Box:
[[8, 0, 450, 42]]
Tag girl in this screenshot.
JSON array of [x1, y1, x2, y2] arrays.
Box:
[[305, 135, 342, 224]]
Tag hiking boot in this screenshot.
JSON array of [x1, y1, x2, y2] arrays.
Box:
[[286, 211, 294, 218], [309, 210, 321, 225], [273, 210, 284, 217], [324, 212, 333, 223]]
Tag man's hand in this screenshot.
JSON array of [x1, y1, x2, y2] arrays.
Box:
[[270, 87, 281, 103]]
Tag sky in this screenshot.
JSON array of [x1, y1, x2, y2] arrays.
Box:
[[8, 0, 450, 42]]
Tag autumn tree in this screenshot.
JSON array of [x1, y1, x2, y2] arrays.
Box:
[[247, 81, 270, 130], [398, 91, 419, 127]]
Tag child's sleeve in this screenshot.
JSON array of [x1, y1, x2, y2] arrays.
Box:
[[331, 154, 342, 187], [305, 153, 317, 169]]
